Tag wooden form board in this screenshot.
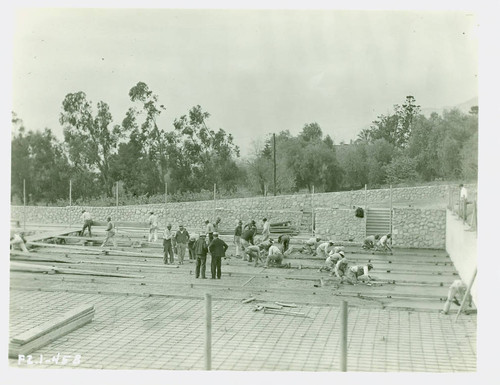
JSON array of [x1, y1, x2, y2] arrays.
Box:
[[9, 305, 95, 358]]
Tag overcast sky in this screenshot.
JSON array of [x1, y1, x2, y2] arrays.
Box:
[[11, 8, 478, 156]]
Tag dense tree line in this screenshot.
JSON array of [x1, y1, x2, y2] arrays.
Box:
[[11, 90, 478, 205]]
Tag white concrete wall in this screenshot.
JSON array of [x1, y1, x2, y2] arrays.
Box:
[[446, 210, 477, 304]]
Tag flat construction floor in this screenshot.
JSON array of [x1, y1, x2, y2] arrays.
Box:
[[9, 224, 477, 372]]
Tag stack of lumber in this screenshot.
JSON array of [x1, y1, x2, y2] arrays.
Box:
[[9, 305, 95, 358]]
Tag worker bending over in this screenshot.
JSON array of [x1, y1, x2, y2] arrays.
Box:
[[334, 258, 350, 279], [10, 233, 29, 252], [316, 241, 334, 259], [345, 263, 374, 284], [265, 243, 289, 268], [244, 245, 262, 263], [442, 279, 472, 315], [303, 237, 321, 254], [278, 234, 291, 254], [319, 250, 345, 273], [376, 234, 392, 253], [363, 235, 380, 250]]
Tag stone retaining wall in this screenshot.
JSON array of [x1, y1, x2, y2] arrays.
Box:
[[11, 184, 467, 248], [392, 208, 446, 249]]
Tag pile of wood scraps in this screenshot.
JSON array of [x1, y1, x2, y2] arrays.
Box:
[[9, 305, 95, 358], [241, 297, 308, 317]]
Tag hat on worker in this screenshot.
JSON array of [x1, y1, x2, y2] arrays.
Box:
[[339, 251, 345, 257], [367, 263, 374, 270], [213, 232, 219, 236]]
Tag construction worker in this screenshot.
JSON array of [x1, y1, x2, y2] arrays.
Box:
[[278, 234, 291, 254], [188, 233, 197, 261], [304, 237, 321, 254], [208, 232, 228, 279], [265, 243, 289, 268], [459, 184, 468, 221], [205, 219, 215, 243], [194, 234, 209, 279], [316, 241, 334, 259], [234, 220, 243, 258], [163, 223, 175, 264], [101, 217, 117, 248], [319, 250, 345, 273], [345, 263, 374, 284], [442, 279, 472, 315], [363, 235, 380, 250], [334, 257, 350, 279], [376, 234, 392, 252], [262, 218, 271, 242], [244, 245, 262, 263], [214, 217, 222, 233], [148, 211, 159, 242], [240, 225, 257, 256], [10, 233, 29, 253], [81, 209, 93, 237], [175, 224, 190, 265]]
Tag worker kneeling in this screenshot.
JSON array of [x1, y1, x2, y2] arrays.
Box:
[[363, 235, 380, 250], [265, 244, 289, 268], [345, 263, 374, 284], [10, 233, 29, 253]]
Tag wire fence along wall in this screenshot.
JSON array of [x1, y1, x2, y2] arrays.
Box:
[[447, 186, 477, 232]]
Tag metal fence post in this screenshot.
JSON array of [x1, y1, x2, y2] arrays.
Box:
[[205, 293, 212, 370], [340, 300, 348, 371]]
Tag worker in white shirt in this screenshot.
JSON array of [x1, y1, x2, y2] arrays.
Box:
[[316, 241, 334, 259], [81, 210, 93, 237], [303, 237, 321, 254], [442, 279, 472, 315], [265, 244, 288, 268], [262, 218, 271, 242], [334, 258, 350, 279], [345, 263, 374, 284], [376, 234, 392, 252], [10, 233, 29, 252], [148, 211, 159, 242], [101, 217, 117, 248], [319, 250, 345, 273], [244, 245, 262, 264], [205, 219, 215, 243]]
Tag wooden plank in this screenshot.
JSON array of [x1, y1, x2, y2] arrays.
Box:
[[9, 312, 94, 358], [10, 261, 145, 278], [24, 227, 82, 243]]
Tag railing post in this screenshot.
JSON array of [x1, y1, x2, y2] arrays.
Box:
[[340, 300, 348, 371], [205, 293, 212, 370]]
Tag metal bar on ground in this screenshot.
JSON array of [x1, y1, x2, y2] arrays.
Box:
[[205, 293, 212, 370], [340, 300, 348, 371]]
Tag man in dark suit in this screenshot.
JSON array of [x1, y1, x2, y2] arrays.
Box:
[[208, 232, 228, 279]]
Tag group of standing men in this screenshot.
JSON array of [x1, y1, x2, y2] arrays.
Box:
[[161, 216, 228, 280]]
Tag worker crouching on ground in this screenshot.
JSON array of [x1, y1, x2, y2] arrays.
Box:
[[101, 217, 117, 248], [303, 237, 321, 254], [278, 234, 291, 254], [376, 233, 392, 253], [81, 209, 93, 237], [441, 279, 472, 315], [362, 234, 380, 250], [208, 232, 228, 279], [10, 233, 29, 252], [316, 241, 334, 259], [265, 243, 290, 268], [194, 234, 209, 279], [244, 245, 262, 264], [319, 250, 345, 273], [345, 263, 374, 284], [334, 257, 349, 279]]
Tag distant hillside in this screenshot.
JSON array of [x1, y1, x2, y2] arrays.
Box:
[[421, 96, 478, 117]]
